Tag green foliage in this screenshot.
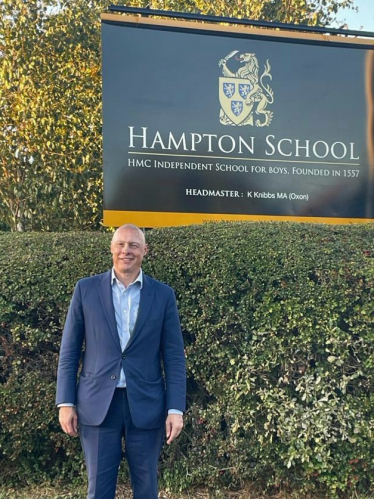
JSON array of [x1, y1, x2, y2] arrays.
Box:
[[0, 223, 374, 496], [0, 0, 106, 231], [148, 223, 374, 496], [0, 232, 111, 483], [127, 0, 356, 26]]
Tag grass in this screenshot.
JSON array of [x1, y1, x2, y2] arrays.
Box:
[[0, 484, 373, 499]]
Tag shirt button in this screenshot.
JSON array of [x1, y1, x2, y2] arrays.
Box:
[[111, 375, 116, 380]]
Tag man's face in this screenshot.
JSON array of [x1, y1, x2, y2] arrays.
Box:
[[111, 227, 147, 278]]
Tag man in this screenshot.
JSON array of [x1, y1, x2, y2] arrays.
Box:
[[56, 224, 186, 499]]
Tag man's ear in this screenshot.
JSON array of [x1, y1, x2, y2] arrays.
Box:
[[144, 244, 149, 256]]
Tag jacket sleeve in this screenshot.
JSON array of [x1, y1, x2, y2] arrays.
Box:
[[56, 282, 85, 406], [161, 288, 186, 413]]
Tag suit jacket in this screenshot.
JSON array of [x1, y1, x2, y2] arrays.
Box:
[[56, 270, 186, 429]]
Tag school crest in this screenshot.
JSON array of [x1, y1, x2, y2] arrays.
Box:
[[218, 50, 274, 127]]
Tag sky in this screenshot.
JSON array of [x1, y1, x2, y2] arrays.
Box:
[[331, 0, 374, 32]]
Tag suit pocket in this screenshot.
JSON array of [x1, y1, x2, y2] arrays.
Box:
[[79, 371, 95, 378], [131, 377, 165, 397]]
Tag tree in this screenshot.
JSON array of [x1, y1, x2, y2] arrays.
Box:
[[0, 0, 104, 231], [0, 0, 356, 231], [137, 0, 356, 26]]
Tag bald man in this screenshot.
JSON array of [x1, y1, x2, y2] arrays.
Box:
[[56, 225, 186, 499]]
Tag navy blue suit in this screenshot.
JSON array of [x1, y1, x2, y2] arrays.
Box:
[[56, 270, 186, 498]]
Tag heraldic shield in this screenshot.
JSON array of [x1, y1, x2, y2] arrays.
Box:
[[219, 77, 254, 125]]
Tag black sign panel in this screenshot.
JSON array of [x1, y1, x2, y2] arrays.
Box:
[[101, 15, 374, 226]]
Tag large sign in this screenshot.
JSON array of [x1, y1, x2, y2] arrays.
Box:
[[101, 14, 374, 226]]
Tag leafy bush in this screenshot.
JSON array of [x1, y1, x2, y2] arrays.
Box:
[[0, 223, 373, 496]]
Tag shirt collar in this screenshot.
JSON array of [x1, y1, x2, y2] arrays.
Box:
[[111, 268, 143, 289]]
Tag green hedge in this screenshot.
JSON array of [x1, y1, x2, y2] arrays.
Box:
[[0, 223, 374, 496]]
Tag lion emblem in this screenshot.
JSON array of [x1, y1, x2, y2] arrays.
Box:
[[218, 50, 274, 127]]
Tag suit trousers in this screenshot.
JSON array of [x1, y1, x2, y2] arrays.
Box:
[[79, 388, 164, 499]]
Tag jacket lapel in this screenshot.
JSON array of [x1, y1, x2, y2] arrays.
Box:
[[97, 270, 121, 350], [125, 273, 154, 349]]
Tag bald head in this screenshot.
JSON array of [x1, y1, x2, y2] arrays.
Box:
[[111, 224, 146, 245]]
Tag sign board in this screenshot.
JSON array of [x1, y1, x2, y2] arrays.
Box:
[[101, 14, 374, 226]]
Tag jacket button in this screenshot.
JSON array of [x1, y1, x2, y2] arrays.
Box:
[[111, 375, 116, 380], [122, 354, 126, 359]]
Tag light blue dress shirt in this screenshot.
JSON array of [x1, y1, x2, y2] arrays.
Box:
[[111, 267, 142, 388]]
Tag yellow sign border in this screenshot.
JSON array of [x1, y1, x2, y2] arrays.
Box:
[[104, 210, 374, 227]]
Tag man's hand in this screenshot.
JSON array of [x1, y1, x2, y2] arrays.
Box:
[[165, 414, 183, 444], [59, 406, 79, 437]]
